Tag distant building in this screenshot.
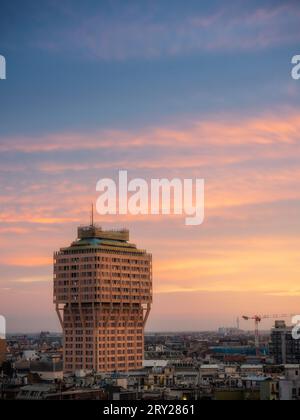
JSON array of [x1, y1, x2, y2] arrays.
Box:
[[21, 350, 39, 361], [0, 338, 6, 365], [54, 224, 152, 374], [279, 365, 300, 401], [260, 378, 280, 401], [30, 356, 63, 382], [270, 321, 300, 364], [16, 385, 56, 400], [218, 328, 241, 336]]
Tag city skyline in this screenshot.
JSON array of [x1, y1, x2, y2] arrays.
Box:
[[1, 0, 300, 333]]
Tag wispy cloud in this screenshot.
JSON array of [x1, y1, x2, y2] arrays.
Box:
[[15, 275, 51, 284], [35, 3, 300, 60], [1, 109, 300, 228], [1, 111, 300, 154]]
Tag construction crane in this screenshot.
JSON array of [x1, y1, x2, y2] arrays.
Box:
[[242, 313, 295, 355]]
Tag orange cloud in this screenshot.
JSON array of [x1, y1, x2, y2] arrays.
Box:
[[1, 256, 52, 267], [1, 109, 300, 329]]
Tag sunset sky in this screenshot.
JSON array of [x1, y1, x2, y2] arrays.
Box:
[[1, 0, 300, 332]]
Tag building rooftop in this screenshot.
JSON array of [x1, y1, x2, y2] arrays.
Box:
[[243, 376, 269, 382], [60, 224, 145, 252], [241, 364, 264, 368], [78, 225, 129, 242], [284, 364, 300, 369], [200, 364, 220, 369], [143, 360, 169, 368]]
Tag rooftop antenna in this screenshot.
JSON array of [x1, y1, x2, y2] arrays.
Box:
[[90, 203, 94, 227]]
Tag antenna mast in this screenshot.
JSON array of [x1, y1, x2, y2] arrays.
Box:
[[91, 203, 94, 227]]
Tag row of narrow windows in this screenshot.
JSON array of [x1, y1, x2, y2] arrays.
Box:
[[56, 264, 150, 271], [55, 255, 150, 264], [65, 362, 141, 370], [65, 349, 141, 354], [56, 294, 150, 301]]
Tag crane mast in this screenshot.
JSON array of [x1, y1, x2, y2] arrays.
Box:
[[242, 313, 295, 355]]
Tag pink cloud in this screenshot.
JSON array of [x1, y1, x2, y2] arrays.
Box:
[[2, 108, 300, 330], [1, 111, 300, 154]]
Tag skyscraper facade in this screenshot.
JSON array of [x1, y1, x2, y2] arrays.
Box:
[[54, 224, 152, 373]]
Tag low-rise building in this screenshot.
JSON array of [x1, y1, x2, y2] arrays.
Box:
[[279, 365, 300, 401]]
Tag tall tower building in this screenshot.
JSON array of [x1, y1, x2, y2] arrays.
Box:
[[53, 224, 152, 373]]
